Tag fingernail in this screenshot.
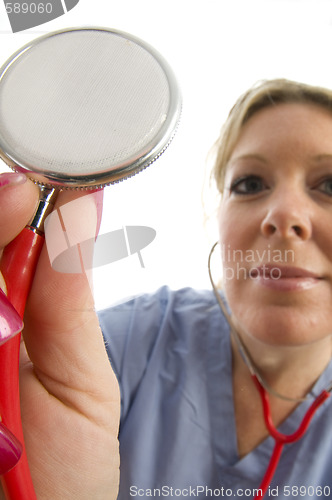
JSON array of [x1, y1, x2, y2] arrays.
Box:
[[0, 289, 24, 345], [0, 423, 23, 475], [0, 172, 27, 190]]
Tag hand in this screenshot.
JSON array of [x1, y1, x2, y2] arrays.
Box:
[[0, 173, 120, 499]]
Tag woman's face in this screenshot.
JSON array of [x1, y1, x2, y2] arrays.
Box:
[[219, 102, 332, 347]]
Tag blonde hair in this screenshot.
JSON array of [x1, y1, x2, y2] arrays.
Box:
[[213, 78, 332, 193]]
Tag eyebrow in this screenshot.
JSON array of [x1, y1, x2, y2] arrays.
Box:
[[230, 153, 332, 164], [311, 154, 332, 162], [229, 153, 268, 164]]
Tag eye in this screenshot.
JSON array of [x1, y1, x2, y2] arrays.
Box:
[[229, 175, 266, 195], [315, 177, 332, 196]]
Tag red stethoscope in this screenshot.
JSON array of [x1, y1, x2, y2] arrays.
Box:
[[251, 374, 331, 499], [0, 27, 182, 499], [208, 242, 332, 500]]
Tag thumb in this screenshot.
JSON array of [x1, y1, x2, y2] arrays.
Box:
[[43, 191, 102, 299], [22, 189, 113, 404], [28, 189, 103, 327]]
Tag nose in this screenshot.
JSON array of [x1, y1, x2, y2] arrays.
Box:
[[260, 188, 312, 240]]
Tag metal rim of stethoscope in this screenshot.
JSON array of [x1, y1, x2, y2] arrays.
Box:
[[207, 241, 332, 403]]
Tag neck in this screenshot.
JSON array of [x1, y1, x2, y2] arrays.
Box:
[[231, 331, 332, 401]]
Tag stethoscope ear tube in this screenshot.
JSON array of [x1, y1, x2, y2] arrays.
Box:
[[0, 187, 57, 498], [0, 227, 44, 499]]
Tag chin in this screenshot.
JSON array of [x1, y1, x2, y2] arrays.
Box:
[[230, 301, 332, 348], [224, 282, 329, 342]]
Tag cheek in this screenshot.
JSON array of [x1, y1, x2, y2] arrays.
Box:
[[218, 203, 255, 261], [316, 229, 332, 266], [218, 207, 246, 290], [218, 202, 264, 304], [218, 204, 234, 245]]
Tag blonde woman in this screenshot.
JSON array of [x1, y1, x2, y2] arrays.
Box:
[[1, 79, 332, 499]]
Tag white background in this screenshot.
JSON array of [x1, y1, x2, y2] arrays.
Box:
[[0, 0, 332, 308]]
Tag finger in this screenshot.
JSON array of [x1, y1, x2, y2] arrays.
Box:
[[22, 189, 119, 422], [0, 173, 39, 247], [0, 172, 39, 339]]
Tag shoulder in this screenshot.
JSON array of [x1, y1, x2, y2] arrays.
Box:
[[98, 285, 229, 375], [98, 286, 224, 337], [99, 285, 218, 309]]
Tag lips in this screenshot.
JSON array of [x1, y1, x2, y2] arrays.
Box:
[[250, 266, 321, 279], [249, 265, 323, 291]]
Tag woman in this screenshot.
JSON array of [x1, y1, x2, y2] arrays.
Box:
[[1, 78, 332, 499]]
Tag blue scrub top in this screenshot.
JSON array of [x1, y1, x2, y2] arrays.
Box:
[[98, 287, 332, 499]]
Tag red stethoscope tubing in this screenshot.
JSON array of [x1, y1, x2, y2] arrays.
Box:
[[0, 228, 44, 499], [251, 374, 331, 499]]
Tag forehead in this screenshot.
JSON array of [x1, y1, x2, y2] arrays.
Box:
[[230, 102, 332, 161]]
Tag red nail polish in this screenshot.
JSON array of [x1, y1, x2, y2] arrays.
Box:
[[0, 172, 27, 190], [0, 289, 24, 345]]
